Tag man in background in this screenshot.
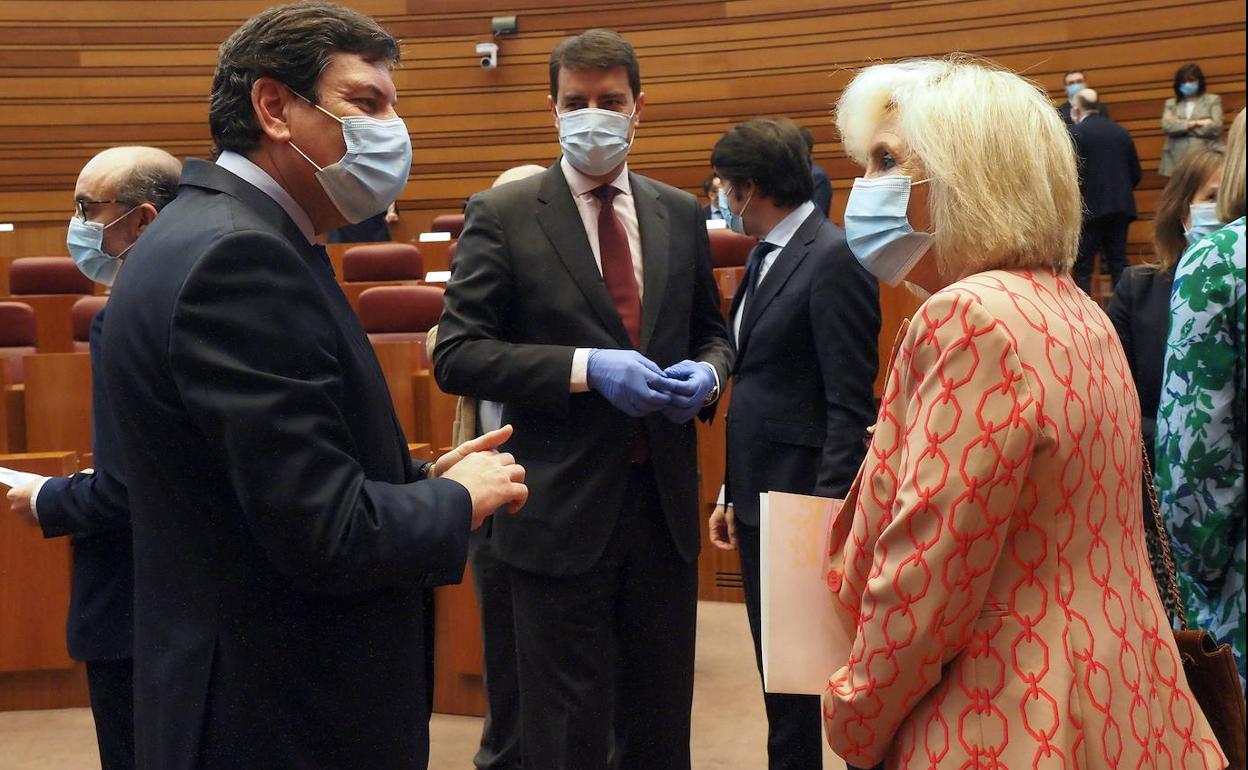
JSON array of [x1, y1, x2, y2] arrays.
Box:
[[6, 145, 181, 770], [434, 28, 732, 770], [708, 119, 879, 769], [1059, 69, 1112, 124], [703, 172, 724, 219], [99, 4, 525, 768], [1070, 87, 1141, 294], [799, 126, 832, 217]]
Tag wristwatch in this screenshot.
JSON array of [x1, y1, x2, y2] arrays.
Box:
[[415, 460, 435, 480]]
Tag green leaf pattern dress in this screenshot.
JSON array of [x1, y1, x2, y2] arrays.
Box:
[[1156, 216, 1246, 685]]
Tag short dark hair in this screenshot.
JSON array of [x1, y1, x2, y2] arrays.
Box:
[[711, 118, 813, 209], [702, 173, 720, 196], [116, 161, 181, 211], [549, 29, 640, 101], [1173, 62, 1207, 98], [1064, 69, 1085, 84], [209, 2, 400, 155]]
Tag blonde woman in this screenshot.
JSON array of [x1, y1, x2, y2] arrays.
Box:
[[822, 57, 1226, 769]]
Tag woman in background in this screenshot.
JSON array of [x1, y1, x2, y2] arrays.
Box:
[[821, 57, 1226, 770], [1159, 62, 1223, 176], [1155, 108, 1246, 687], [1108, 147, 1223, 615]]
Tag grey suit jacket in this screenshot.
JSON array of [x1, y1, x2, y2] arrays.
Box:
[[1160, 92, 1223, 175]]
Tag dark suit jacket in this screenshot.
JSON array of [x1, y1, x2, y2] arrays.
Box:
[[101, 159, 471, 770], [811, 161, 832, 218], [1107, 264, 1174, 459], [1070, 113, 1141, 221], [38, 309, 132, 663], [434, 162, 733, 576], [1059, 100, 1111, 125], [724, 208, 879, 526]]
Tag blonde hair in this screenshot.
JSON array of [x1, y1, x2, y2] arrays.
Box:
[[835, 56, 1081, 276], [1216, 108, 1246, 223]]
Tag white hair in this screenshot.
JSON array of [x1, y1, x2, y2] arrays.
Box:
[[835, 56, 1081, 275], [492, 164, 547, 188]]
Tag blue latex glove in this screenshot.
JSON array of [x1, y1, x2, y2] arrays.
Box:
[[656, 359, 716, 424], [586, 349, 673, 417]]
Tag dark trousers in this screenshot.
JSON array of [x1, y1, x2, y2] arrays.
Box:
[[736, 523, 824, 770], [471, 529, 523, 770], [1074, 214, 1131, 295], [86, 657, 135, 770], [509, 466, 698, 770]]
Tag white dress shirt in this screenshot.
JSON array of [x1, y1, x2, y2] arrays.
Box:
[[216, 151, 318, 245]]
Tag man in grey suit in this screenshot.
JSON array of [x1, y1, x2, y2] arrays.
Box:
[[434, 29, 733, 770]]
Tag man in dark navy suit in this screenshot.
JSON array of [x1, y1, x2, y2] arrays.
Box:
[[709, 119, 880, 770], [6, 145, 181, 770], [1069, 87, 1141, 294], [96, 5, 526, 769]]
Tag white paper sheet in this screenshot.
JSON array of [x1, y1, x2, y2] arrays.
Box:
[[0, 466, 42, 490]]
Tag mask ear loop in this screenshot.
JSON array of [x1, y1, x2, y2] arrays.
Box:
[[285, 85, 342, 172]]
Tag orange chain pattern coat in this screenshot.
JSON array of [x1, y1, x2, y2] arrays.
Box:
[[823, 268, 1226, 769]]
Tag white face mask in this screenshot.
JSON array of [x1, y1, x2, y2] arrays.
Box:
[[288, 93, 413, 224], [843, 175, 933, 286], [557, 107, 635, 177], [1185, 202, 1224, 246], [66, 205, 140, 286]]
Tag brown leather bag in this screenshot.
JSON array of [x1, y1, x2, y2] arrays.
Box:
[[1143, 444, 1246, 769]]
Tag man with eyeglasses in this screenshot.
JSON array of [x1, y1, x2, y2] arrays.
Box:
[[6, 145, 181, 770]]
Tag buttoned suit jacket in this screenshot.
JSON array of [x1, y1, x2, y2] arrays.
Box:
[[724, 208, 879, 526], [434, 162, 733, 576], [101, 159, 471, 770]]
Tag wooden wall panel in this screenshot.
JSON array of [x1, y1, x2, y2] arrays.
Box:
[[0, 0, 1241, 252]]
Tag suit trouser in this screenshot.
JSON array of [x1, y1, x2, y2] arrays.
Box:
[[510, 465, 698, 770], [471, 528, 523, 770], [86, 657, 135, 770], [1074, 214, 1132, 295], [736, 523, 825, 770]]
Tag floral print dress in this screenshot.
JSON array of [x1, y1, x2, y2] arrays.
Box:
[[1156, 216, 1246, 684]]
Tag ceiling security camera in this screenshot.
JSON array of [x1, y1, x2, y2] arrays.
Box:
[[476, 42, 498, 69]]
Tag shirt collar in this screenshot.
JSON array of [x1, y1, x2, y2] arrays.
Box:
[[762, 200, 816, 251], [561, 155, 632, 199], [215, 151, 317, 245]]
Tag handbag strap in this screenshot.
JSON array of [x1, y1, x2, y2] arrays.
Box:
[[1140, 439, 1189, 629]]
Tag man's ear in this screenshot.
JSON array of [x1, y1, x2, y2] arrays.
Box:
[[134, 202, 159, 236], [548, 94, 559, 130], [252, 76, 295, 143], [632, 91, 645, 125]]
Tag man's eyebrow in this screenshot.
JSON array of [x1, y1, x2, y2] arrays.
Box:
[[344, 81, 396, 106]]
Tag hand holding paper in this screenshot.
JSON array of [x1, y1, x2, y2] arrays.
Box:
[[1, 466, 47, 527]]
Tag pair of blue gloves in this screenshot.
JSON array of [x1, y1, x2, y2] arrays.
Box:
[[586, 349, 716, 423]]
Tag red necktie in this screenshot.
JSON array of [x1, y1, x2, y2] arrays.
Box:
[[592, 185, 642, 348]]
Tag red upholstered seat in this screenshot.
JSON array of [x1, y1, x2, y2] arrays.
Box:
[[71, 295, 109, 352], [707, 228, 757, 269], [430, 213, 465, 239], [0, 301, 37, 384], [342, 243, 423, 282], [447, 240, 457, 264], [9, 257, 95, 295], [358, 285, 445, 368]]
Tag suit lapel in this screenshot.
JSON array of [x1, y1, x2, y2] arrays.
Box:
[[535, 166, 631, 348], [736, 212, 822, 364], [631, 173, 669, 353]]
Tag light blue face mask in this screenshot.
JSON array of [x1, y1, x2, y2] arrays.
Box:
[[843, 176, 933, 286], [557, 107, 636, 177], [1185, 202, 1223, 246], [66, 205, 139, 286], [719, 186, 751, 235], [1179, 81, 1200, 97], [289, 93, 413, 224], [1066, 82, 1085, 101]]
